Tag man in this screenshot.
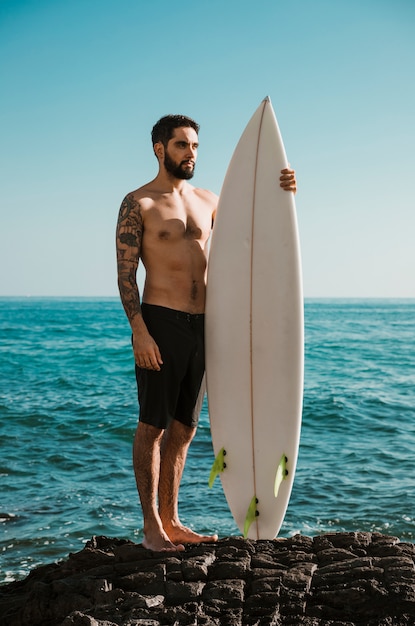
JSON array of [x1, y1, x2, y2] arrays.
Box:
[[116, 114, 297, 552]]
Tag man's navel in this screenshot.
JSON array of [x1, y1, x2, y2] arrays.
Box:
[[158, 230, 170, 240]]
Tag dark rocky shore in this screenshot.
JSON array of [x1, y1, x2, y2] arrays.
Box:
[[1, 532, 415, 626]]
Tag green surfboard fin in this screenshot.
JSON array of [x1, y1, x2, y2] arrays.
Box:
[[244, 495, 259, 539], [274, 454, 289, 497], [208, 447, 226, 488]]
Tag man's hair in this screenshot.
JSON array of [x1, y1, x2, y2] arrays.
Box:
[[151, 115, 200, 148]]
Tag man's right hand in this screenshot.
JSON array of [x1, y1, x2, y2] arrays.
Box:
[[133, 331, 163, 371]]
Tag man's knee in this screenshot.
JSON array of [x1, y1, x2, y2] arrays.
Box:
[[136, 420, 164, 445], [167, 419, 196, 444]]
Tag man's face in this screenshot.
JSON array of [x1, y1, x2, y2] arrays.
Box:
[[163, 127, 199, 180]]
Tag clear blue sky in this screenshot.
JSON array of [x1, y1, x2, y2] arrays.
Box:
[[1, 0, 414, 297]]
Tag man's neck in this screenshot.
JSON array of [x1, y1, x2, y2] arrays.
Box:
[[153, 170, 193, 194]]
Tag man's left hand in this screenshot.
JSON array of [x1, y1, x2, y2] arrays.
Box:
[[280, 168, 297, 194]]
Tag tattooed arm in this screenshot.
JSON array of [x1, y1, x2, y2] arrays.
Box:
[[116, 193, 163, 371], [116, 193, 142, 323]]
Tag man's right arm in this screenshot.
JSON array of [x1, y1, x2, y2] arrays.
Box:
[[116, 193, 143, 324], [116, 194, 163, 370]]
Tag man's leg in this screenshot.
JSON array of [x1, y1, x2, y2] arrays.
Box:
[[158, 419, 218, 544], [133, 421, 185, 551]]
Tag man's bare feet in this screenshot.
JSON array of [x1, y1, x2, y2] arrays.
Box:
[[141, 527, 185, 552], [163, 522, 218, 545]]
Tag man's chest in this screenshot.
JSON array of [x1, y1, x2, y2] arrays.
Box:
[[143, 201, 211, 244]]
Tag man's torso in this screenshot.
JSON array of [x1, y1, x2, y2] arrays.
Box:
[[132, 182, 217, 314]]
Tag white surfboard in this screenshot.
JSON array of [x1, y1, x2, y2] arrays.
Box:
[[205, 97, 303, 540]]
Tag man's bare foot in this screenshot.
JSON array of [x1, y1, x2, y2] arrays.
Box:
[[141, 528, 185, 552], [164, 522, 218, 545]]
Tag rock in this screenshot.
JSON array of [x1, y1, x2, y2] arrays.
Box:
[[0, 533, 414, 625]]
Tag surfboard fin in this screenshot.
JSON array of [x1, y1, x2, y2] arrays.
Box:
[[243, 495, 259, 539], [208, 447, 226, 488], [274, 454, 289, 498]]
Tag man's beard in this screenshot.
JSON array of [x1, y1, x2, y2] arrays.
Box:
[[164, 151, 195, 180]]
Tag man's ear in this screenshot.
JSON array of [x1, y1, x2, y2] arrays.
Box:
[[154, 142, 164, 161]]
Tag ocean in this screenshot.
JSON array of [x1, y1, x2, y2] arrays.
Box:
[[1, 298, 414, 584]]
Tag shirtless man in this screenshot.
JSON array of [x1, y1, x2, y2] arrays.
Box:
[[116, 114, 297, 552]]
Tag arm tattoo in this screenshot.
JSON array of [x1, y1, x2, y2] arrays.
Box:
[[116, 193, 144, 324]]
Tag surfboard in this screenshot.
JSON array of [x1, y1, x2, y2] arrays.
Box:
[[205, 97, 303, 540]]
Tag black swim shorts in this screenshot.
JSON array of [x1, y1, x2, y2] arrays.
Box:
[[134, 303, 205, 430]]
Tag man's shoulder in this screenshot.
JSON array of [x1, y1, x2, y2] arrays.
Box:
[[125, 183, 218, 208], [123, 183, 158, 210], [126, 181, 155, 199], [193, 186, 219, 206]]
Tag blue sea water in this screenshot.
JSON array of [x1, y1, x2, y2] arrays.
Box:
[[1, 297, 414, 584]]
